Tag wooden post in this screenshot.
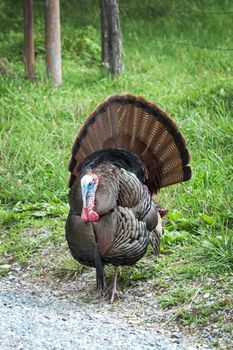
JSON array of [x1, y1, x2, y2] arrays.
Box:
[[100, 0, 110, 69], [100, 0, 122, 75], [44, 0, 62, 86], [23, 0, 35, 80], [109, 0, 122, 75]]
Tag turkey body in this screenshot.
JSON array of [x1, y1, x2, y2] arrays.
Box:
[[66, 150, 161, 291], [65, 94, 191, 301]]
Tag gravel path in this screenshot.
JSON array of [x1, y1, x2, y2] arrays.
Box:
[[0, 277, 210, 350]]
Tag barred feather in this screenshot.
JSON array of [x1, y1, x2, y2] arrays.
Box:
[[68, 94, 191, 192]]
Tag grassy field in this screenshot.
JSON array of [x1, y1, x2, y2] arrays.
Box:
[[0, 0, 232, 347]]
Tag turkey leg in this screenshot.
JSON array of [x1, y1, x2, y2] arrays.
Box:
[[110, 266, 119, 303]]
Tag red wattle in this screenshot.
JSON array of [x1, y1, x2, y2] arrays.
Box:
[[88, 210, 99, 222], [81, 208, 89, 223], [81, 208, 99, 223]]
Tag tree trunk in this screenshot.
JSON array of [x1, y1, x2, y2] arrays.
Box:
[[44, 0, 62, 86], [100, 0, 110, 69], [23, 0, 35, 80], [100, 0, 122, 75]]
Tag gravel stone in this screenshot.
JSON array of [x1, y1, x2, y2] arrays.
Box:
[[0, 277, 212, 350]]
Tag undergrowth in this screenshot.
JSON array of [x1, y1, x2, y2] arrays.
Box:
[[0, 0, 232, 347]]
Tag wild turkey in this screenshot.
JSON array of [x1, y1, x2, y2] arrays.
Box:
[[65, 94, 191, 302]]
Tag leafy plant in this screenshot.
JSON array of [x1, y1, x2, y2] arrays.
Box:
[[62, 25, 101, 64], [165, 211, 198, 234], [201, 233, 233, 269]]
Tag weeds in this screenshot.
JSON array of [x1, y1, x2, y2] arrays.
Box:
[[201, 233, 233, 269], [53, 252, 89, 279], [174, 295, 233, 326]]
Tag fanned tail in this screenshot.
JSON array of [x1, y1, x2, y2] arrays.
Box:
[[69, 94, 191, 192]]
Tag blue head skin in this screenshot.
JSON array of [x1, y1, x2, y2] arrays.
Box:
[[81, 175, 95, 207]]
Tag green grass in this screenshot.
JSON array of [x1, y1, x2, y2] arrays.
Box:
[[0, 0, 233, 347]]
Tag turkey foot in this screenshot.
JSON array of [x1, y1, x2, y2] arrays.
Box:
[[110, 267, 124, 303]]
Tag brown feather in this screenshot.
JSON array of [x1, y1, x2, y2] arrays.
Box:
[[69, 93, 191, 193]]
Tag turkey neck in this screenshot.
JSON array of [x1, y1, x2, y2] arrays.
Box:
[[84, 163, 120, 217], [83, 164, 120, 258]]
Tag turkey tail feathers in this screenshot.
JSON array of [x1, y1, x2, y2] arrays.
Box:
[[69, 94, 191, 192]]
